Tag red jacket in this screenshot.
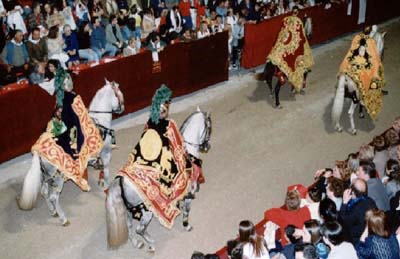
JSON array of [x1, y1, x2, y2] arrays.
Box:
[[179, 1, 191, 17]]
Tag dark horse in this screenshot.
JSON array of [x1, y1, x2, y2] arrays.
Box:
[[259, 61, 309, 109]]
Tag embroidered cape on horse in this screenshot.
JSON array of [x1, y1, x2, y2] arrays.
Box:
[[31, 70, 103, 191], [267, 15, 314, 91], [118, 118, 197, 229], [339, 34, 385, 119]]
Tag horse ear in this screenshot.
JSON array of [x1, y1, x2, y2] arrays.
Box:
[[105, 78, 110, 85], [206, 111, 211, 118], [196, 106, 201, 112], [382, 31, 387, 38]]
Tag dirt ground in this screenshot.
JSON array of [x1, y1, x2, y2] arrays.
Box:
[[0, 19, 399, 259]]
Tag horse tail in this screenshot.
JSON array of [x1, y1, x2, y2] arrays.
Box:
[[106, 177, 129, 249], [17, 152, 42, 210], [331, 75, 345, 127]]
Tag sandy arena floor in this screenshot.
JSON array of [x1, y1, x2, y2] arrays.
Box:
[[0, 18, 399, 259]]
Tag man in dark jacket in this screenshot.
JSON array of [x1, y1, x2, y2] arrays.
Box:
[[339, 178, 377, 244]]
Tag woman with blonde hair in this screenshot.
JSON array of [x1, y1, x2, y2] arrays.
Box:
[[239, 220, 270, 259], [356, 209, 400, 259]]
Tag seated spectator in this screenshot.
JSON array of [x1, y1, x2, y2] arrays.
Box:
[[121, 17, 136, 42], [294, 243, 318, 259], [48, 5, 65, 28], [122, 36, 138, 56], [26, 27, 48, 65], [339, 178, 377, 244], [321, 221, 358, 259], [385, 159, 400, 199], [91, 0, 105, 20], [45, 59, 60, 80], [212, 15, 224, 33], [47, 25, 69, 69], [63, 24, 80, 69], [304, 220, 329, 259], [116, 0, 128, 11], [142, 8, 156, 39], [29, 62, 45, 84], [301, 187, 322, 221], [146, 32, 166, 53], [197, 21, 210, 39], [62, 0, 77, 31], [105, 14, 124, 51], [264, 188, 311, 246], [385, 129, 400, 160], [166, 6, 183, 35], [43, 3, 52, 24], [326, 177, 344, 210], [90, 16, 118, 58], [216, 0, 227, 18], [357, 161, 390, 211], [150, 0, 165, 17], [238, 220, 269, 259], [276, 0, 288, 16], [372, 135, 390, 178], [180, 28, 194, 43], [289, 0, 305, 10], [356, 209, 400, 259], [3, 0, 27, 34], [104, 0, 119, 20], [77, 21, 99, 62], [247, 2, 261, 23], [319, 198, 338, 223], [1, 30, 30, 81], [28, 2, 46, 32]]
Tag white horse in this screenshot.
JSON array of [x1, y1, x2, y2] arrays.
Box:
[[17, 80, 124, 226], [88, 79, 125, 188], [332, 74, 362, 135], [370, 25, 387, 59], [105, 107, 212, 252]]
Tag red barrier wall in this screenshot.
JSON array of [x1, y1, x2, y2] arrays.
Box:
[[242, 0, 400, 68], [0, 32, 229, 163]]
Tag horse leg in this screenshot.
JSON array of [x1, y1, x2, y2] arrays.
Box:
[[50, 175, 69, 226], [99, 137, 112, 189], [358, 104, 365, 118], [180, 198, 193, 231], [127, 212, 144, 249], [274, 80, 283, 109], [136, 210, 155, 252], [348, 101, 357, 135], [41, 181, 57, 217]]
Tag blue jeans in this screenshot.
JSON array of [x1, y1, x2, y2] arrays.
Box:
[[79, 49, 99, 62], [182, 16, 192, 30], [91, 43, 118, 59], [122, 27, 135, 42]]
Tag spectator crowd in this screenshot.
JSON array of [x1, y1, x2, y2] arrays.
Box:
[[192, 118, 400, 259], [0, 0, 346, 86]]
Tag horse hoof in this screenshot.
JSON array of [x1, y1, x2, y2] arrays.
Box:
[[62, 220, 71, 227], [51, 212, 58, 218], [136, 241, 145, 249], [98, 180, 104, 188], [274, 104, 283, 109], [185, 224, 193, 232], [334, 126, 343, 132], [147, 245, 156, 253], [350, 129, 357, 135], [359, 113, 365, 119]]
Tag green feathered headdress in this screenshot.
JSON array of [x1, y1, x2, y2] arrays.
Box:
[[150, 84, 172, 124], [54, 67, 69, 107]]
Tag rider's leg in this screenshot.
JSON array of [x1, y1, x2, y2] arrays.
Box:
[[274, 80, 282, 108]]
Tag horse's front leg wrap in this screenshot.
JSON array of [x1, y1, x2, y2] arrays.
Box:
[[348, 101, 357, 135], [181, 198, 193, 231]]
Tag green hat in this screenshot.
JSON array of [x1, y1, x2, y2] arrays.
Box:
[[150, 84, 172, 124], [54, 67, 69, 107]]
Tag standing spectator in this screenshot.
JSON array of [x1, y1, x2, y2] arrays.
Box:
[[326, 177, 344, 210], [301, 187, 322, 221], [26, 27, 48, 65], [47, 25, 69, 68], [304, 220, 330, 259], [77, 21, 99, 62], [63, 24, 80, 69], [238, 220, 270, 259], [1, 30, 30, 80], [385, 159, 400, 200], [231, 14, 243, 68], [90, 16, 118, 58], [142, 8, 156, 39], [29, 62, 46, 84], [294, 243, 318, 259], [62, 0, 77, 31], [319, 198, 338, 223], [166, 6, 182, 35], [356, 162, 390, 211], [150, 0, 165, 17], [264, 188, 311, 246], [339, 178, 377, 244], [28, 2, 46, 32], [372, 135, 390, 178], [321, 221, 358, 259], [385, 129, 400, 160], [356, 209, 400, 259], [105, 14, 124, 51], [129, 5, 142, 39], [4, 0, 27, 34], [75, 0, 90, 26], [178, 0, 191, 30], [43, 3, 52, 25]]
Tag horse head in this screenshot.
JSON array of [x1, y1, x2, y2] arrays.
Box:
[[180, 106, 212, 158]]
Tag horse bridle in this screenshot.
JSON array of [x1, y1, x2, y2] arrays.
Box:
[[181, 112, 212, 153]]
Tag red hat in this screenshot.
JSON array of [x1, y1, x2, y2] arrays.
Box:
[[287, 184, 308, 199]]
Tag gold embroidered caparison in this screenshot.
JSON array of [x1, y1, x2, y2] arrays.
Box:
[[267, 15, 314, 92], [339, 34, 385, 120]]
